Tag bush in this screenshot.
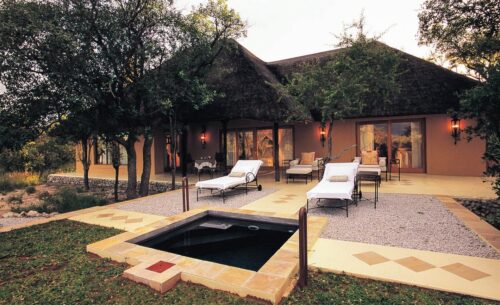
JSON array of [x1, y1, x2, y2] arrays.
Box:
[[0, 174, 29, 193], [7, 195, 23, 205], [25, 186, 36, 194], [20, 187, 108, 214]]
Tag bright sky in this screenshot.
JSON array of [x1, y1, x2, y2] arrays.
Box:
[[175, 0, 431, 62]]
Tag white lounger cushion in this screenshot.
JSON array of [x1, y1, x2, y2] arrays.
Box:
[[306, 180, 354, 200], [196, 160, 263, 191], [196, 176, 247, 190], [307, 162, 359, 200]]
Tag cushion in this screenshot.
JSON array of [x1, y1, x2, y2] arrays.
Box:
[[300, 152, 315, 165], [361, 151, 378, 165], [231, 165, 253, 174], [327, 175, 348, 182], [228, 171, 245, 177]]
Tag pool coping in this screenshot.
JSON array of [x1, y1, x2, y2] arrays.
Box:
[[86, 207, 327, 304]]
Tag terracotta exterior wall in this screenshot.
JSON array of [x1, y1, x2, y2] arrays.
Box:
[[74, 115, 485, 178], [185, 115, 485, 177], [326, 114, 485, 176], [425, 115, 485, 176], [75, 135, 160, 178]]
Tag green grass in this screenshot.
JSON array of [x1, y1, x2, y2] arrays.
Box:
[[0, 221, 496, 305]]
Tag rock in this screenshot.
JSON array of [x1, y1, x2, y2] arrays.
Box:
[[49, 212, 59, 217], [41, 212, 49, 218], [20, 211, 26, 217], [26, 210, 40, 217], [2, 212, 15, 218]]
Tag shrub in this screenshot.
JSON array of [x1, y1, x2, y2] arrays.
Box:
[[7, 195, 23, 205], [20, 187, 108, 214], [0, 174, 29, 193], [25, 185, 36, 194]]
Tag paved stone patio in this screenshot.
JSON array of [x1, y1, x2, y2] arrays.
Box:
[[1, 173, 499, 302]]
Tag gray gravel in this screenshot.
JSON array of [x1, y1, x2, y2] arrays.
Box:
[[117, 187, 276, 217], [308, 193, 500, 259], [0, 217, 45, 227]]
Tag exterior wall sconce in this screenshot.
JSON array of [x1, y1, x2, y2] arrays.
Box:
[[320, 126, 326, 147], [451, 117, 461, 145], [166, 135, 172, 145], [200, 125, 207, 148]]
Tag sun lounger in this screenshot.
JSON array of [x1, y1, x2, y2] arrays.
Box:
[[195, 160, 263, 203], [306, 162, 359, 217]]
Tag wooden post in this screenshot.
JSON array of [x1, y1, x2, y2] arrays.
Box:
[[182, 176, 189, 212], [299, 207, 308, 288], [273, 122, 280, 182], [222, 120, 228, 175], [182, 177, 186, 212], [180, 125, 188, 177]]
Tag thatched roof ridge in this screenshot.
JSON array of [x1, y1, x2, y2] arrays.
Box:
[[267, 41, 477, 118]]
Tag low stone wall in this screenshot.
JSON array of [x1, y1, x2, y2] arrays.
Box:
[[47, 174, 179, 193]]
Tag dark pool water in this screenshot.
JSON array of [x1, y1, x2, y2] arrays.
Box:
[[135, 215, 298, 271]]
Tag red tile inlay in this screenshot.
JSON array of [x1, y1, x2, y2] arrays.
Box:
[[146, 261, 175, 273]]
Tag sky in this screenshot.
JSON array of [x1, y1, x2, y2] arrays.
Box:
[[175, 0, 431, 62]]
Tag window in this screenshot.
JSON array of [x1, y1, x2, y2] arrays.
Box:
[[358, 120, 424, 171], [95, 138, 128, 165]]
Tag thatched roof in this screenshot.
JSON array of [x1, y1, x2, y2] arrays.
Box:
[[267, 42, 477, 119], [190, 40, 307, 123], [191, 40, 476, 123]]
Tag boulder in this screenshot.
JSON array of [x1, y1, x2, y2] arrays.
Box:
[[26, 210, 40, 217]]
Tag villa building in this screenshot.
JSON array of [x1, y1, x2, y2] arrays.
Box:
[[75, 41, 485, 180]]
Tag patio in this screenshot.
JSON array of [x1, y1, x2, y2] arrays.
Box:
[[4, 171, 499, 302]]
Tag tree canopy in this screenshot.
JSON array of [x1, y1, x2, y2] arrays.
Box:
[[419, 0, 500, 197], [0, 0, 246, 197], [286, 16, 402, 157]]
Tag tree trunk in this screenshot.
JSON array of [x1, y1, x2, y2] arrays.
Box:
[[139, 131, 153, 196], [125, 135, 138, 199], [327, 119, 334, 159], [114, 165, 119, 202], [80, 137, 91, 191]]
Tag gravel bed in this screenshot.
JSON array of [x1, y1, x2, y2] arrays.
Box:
[[0, 217, 45, 227], [117, 187, 276, 217], [308, 193, 500, 259]]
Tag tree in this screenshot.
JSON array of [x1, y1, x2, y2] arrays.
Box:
[[418, 0, 500, 197], [286, 16, 402, 158], [0, 0, 245, 199]]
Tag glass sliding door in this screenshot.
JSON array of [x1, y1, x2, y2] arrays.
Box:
[[391, 121, 424, 169], [359, 123, 388, 158], [224, 126, 294, 167], [238, 131, 254, 160], [256, 129, 274, 166], [358, 119, 425, 172], [278, 127, 294, 165], [226, 131, 237, 166]]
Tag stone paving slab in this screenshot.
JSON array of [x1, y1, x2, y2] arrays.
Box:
[[309, 238, 500, 301]]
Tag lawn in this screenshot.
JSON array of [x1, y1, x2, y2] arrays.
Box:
[[0, 221, 495, 305]]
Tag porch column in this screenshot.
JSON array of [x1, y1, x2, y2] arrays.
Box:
[[221, 120, 228, 175], [273, 122, 280, 182], [180, 124, 188, 177]]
